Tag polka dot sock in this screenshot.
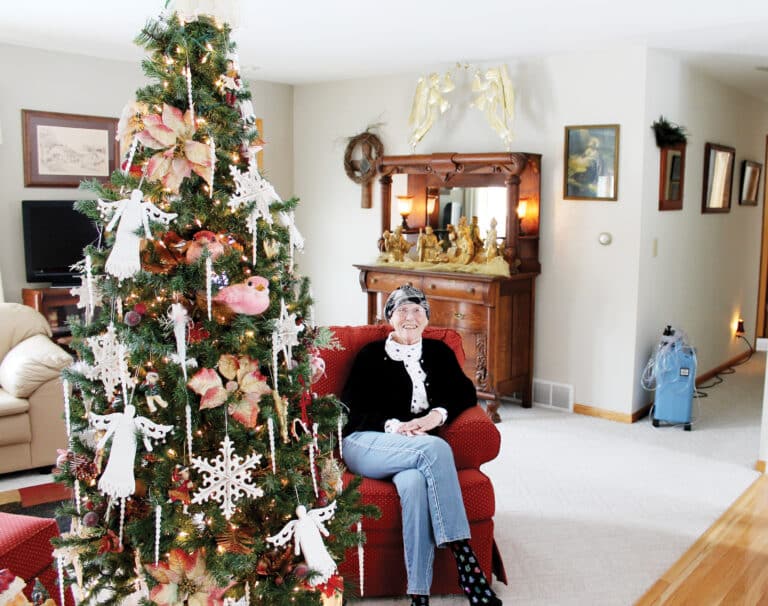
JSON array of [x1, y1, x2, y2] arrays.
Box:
[[449, 540, 502, 605], [410, 594, 430, 606]]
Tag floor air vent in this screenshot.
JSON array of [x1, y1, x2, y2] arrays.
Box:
[[532, 379, 574, 412]]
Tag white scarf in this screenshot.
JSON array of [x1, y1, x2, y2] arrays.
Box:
[[385, 333, 429, 413]]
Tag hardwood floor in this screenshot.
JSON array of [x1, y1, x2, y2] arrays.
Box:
[[636, 474, 768, 605]]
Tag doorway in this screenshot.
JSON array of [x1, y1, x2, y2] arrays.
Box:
[[755, 135, 768, 337]]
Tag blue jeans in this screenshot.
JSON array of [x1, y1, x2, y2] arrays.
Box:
[[342, 431, 470, 595]]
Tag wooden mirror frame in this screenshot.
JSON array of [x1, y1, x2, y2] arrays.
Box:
[[702, 142, 735, 214], [376, 152, 542, 273], [658, 143, 686, 211]]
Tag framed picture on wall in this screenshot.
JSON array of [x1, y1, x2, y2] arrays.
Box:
[[739, 160, 762, 206], [564, 124, 620, 201], [22, 109, 118, 187]]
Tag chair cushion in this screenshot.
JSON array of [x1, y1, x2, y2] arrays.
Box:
[[0, 413, 31, 446], [0, 390, 29, 418], [0, 304, 52, 361], [439, 406, 500, 469], [0, 335, 71, 398], [345, 468, 495, 533], [0, 513, 59, 592]]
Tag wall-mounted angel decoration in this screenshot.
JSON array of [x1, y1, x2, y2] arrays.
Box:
[[90, 404, 174, 499], [266, 501, 338, 587], [98, 189, 178, 280]]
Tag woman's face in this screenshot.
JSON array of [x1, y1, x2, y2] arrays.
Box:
[[389, 303, 428, 345]]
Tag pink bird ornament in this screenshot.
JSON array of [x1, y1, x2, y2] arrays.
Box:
[[213, 276, 270, 315], [185, 230, 226, 263]]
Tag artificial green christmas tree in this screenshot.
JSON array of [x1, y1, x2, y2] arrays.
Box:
[[53, 6, 371, 605]]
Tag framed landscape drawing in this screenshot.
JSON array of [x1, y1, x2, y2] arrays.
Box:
[[564, 124, 620, 201], [22, 110, 118, 187]]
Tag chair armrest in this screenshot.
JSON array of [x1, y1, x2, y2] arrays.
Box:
[[438, 405, 500, 469]]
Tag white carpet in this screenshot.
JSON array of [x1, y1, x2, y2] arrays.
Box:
[[360, 352, 764, 605], [1, 353, 763, 605]]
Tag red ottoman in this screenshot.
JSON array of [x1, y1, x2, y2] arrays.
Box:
[[0, 512, 70, 606]]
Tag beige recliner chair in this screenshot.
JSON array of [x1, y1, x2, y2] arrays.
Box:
[[0, 303, 72, 474]]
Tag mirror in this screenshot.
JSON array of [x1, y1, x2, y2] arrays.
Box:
[[658, 143, 685, 211], [377, 152, 541, 273], [739, 160, 762, 206], [702, 143, 735, 213], [399, 184, 509, 240]]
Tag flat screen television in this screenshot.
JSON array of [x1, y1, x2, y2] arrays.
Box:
[[22, 200, 101, 286]]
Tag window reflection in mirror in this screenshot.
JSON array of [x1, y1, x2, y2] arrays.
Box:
[[659, 143, 685, 211], [436, 187, 508, 240], [702, 143, 735, 213]]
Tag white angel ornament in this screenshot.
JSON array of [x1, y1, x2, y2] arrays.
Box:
[[98, 189, 178, 280], [90, 404, 174, 499], [266, 501, 338, 587]]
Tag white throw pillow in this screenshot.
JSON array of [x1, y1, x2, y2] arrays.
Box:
[[0, 334, 72, 398]]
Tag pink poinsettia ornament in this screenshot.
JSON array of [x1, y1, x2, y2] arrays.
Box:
[[187, 355, 270, 427], [138, 103, 212, 193], [146, 548, 232, 606]]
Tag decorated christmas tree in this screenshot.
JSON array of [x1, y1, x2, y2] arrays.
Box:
[[52, 5, 371, 605]]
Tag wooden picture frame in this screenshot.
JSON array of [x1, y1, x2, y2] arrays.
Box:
[[22, 109, 118, 187], [702, 142, 735, 213], [739, 160, 762, 206], [564, 124, 619, 201]]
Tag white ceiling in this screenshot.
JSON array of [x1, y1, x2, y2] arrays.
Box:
[[3, 1, 768, 100]]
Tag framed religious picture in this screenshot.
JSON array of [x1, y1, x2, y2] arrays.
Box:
[[22, 109, 119, 187], [564, 124, 620, 201]]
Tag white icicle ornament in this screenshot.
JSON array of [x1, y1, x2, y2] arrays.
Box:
[[266, 501, 338, 587], [90, 404, 173, 499], [168, 303, 197, 379]]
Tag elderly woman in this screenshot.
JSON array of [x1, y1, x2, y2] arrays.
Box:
[[341, 285, 502, 606]]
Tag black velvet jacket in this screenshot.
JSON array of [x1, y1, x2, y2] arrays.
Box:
[[341, 338, 477, 435]]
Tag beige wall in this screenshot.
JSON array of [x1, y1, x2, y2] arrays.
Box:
[[2, 40, 766, 418], [0, 43, 293, 306], [293, 46, 768, 415]]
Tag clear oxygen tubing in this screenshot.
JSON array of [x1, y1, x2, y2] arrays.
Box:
[[640, 327, 697, 393]]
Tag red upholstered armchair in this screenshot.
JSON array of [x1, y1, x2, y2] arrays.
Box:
[[313, 325, 506, 598]]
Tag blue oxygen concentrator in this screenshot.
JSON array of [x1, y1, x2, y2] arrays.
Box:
[[644, 326, 696, 430]]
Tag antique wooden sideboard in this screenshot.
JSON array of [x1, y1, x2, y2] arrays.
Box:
[[359, 151, 542, 422], [355, 264, 535, 422]]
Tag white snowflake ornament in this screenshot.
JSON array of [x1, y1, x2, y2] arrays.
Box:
[[83, 323, 132, 402], [228, 161, 281, 264], [191, 434, 264, 520], [272, 298, 304, 368]]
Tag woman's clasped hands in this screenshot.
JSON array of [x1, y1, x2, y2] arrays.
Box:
[[395, 409, 443, 436]]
